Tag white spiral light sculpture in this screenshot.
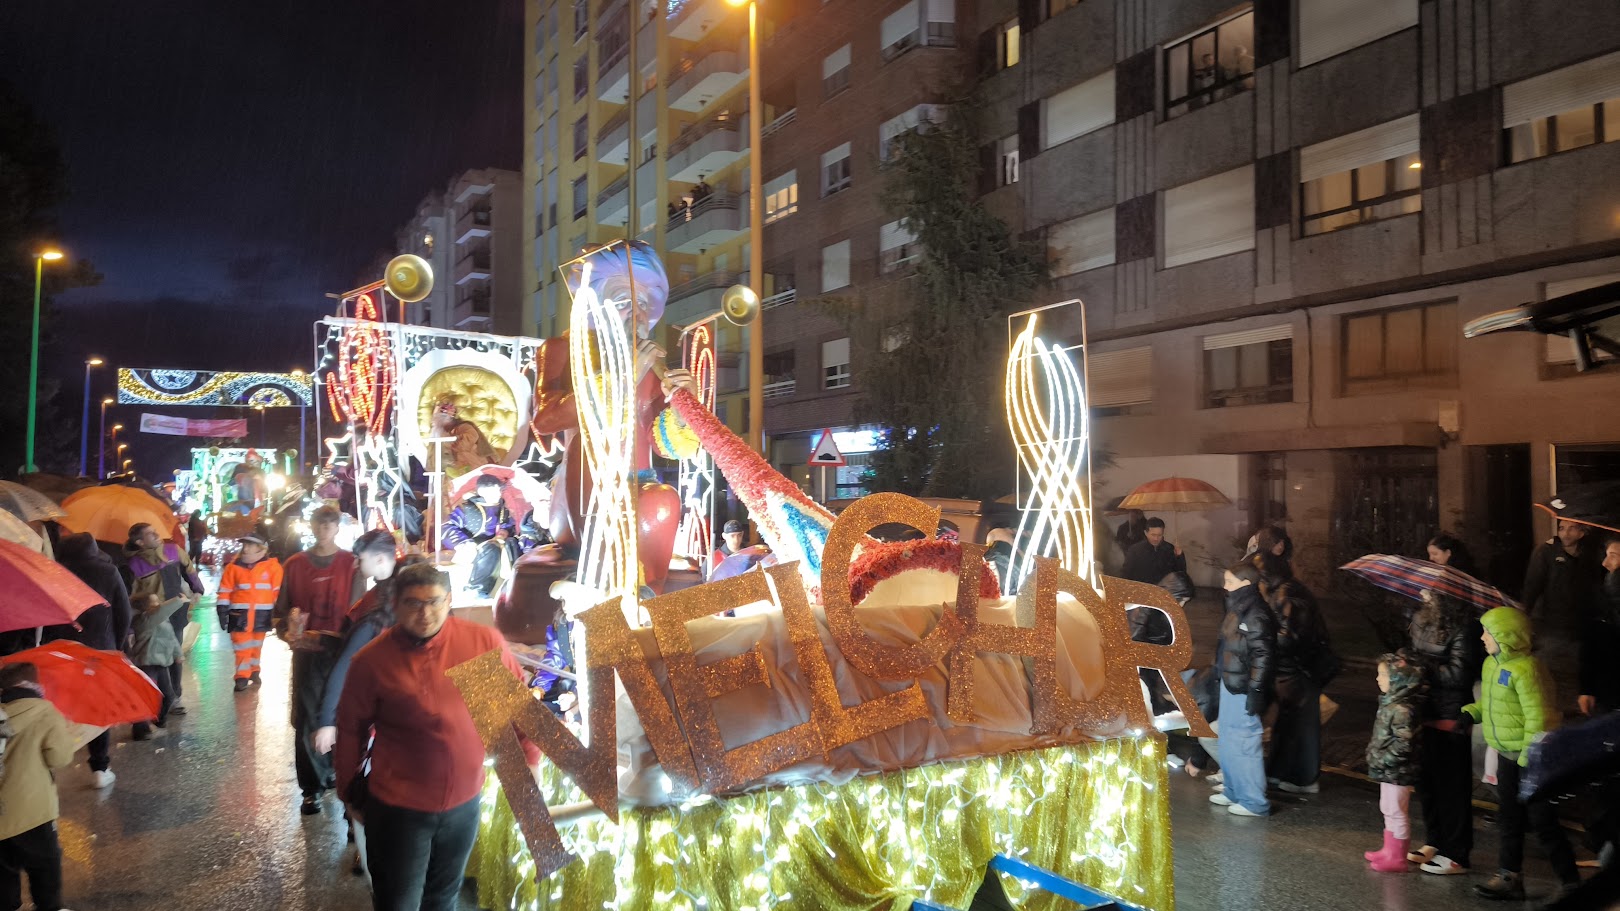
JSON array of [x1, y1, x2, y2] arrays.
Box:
[[1004, 312, 1098, 594]]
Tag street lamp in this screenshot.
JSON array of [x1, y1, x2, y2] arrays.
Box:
[[290, 368, 308, 473], [24, 248, 65, 473], [726, 0, 766, 457], [98, 397, 114, 478], [116, 443, 128, 471], [254, 404, 267, 448], [79, 357, 104, 477]]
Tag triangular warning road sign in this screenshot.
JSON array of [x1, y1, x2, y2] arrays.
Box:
[[809, 428, 846, 467]]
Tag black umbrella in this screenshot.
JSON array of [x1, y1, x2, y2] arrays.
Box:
[[1537, 480, 1620, 535]]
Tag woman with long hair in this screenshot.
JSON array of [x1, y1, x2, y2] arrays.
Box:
[[1426, 533, 1480, 579], [1404, 588, 1485, 875], [1258, 551, 1328, 794], [123, 522, 205, 716]]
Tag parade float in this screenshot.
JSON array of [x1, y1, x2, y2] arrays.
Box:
[[439, 243, 1209, 911]]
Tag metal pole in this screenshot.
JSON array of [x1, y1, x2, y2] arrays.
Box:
[[627, 0, 639, 240], [79, 361, 93, 476], [745, 0, 765, 457], [25, 257, 44, 473], [98, 402, 108, 479]]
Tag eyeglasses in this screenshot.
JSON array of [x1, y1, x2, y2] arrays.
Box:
[[400, 595, 448, 611]]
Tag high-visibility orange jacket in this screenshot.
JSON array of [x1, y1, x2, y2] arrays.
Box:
[[217, 556, 283, 634]]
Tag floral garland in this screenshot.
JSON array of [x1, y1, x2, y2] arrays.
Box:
[[848, 539, 1002, 606]]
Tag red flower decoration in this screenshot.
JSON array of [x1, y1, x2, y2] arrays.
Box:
[[848, 539, 1001, 606]]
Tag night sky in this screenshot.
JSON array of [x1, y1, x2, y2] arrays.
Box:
[[0, 1, 523, 472]]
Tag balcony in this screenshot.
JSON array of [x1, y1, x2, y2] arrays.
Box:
[[761, 288, 796, 310], [763, 376, 796, 399], [596, 42, 630, 102], [761, 108, 796, 140], [665, 192, 747, 254], [597, 108, 630, 166], [666, 112, 748, 184], [454, 178, 493, 205], [668, 0, 731, 43], [665, 269, 743, 328], [597, 174, 630, 226], [455, 207, 492, 245], [667, 45, 745, 113], [454, 248, 492, 285]]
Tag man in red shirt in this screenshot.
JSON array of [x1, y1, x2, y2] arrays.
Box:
[[335, 562, 532, 911], [272, 506, 362, 816]]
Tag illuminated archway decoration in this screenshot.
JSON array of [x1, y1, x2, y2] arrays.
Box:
[[326, 292, 397, 436], [1005, 306, 1098, 594], [118, 368, 313, 407]]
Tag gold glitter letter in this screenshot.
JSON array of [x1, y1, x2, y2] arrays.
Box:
[[1099, 576, 1215, 738]]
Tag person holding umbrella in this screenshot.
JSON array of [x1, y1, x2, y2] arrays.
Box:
[[1403, 588, 1485, 875], [43, 531, 133, 789], [123, 522, 205, 716]]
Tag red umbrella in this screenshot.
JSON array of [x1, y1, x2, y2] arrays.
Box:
[[0, 539, 102, 634], [0, 641, 162, 726]]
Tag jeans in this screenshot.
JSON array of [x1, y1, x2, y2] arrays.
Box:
[[1416, 725, 1474, 866], [1218, 684, 1270, 815], [365, 796, 481, 911], [0, 821, 63, 911], [1496, 753, 1578, 883]]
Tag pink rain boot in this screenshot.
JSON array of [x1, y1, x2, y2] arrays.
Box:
[[1367, 832, 1409, 872]]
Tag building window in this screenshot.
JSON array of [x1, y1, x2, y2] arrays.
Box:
[[573, 0, 589, 40], [765, 170, 798, 223], [823, 45, 851, 98], [1163, 165, 1255, 268], [925, 0, 956, 48], [999, 19, 1020, 69], [1087, 346, 1153, 414], [821, 142, 852, 196], [1163, 10, 1255, 119], [1203, 326, 1294, 408], [1043, 69, 1115, 149], [879, 220, 920, 273], [823, 337, 852, 389], [1049, 207, 1114, 275], [1297, 0, 1418, 67], [573, 55, 588, 100], [821, 240, 851, 292], [998, 135, 1020, 186], [1341, 301, 1459, 394], [571, 176, 588, 219], [1048, 0, 1081, 16], [1300, 114, 1421, 236], [881, 1, 920, 60], [879, 104, 943, 160], [1502, 52, 1620, 164], [573, 115, 589, 160]]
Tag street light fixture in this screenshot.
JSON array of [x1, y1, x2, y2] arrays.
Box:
[[725, 0, 766, 457], [99, 397, 114, 478], [80, 357, 104, 477], [24, 248, 65, 473]]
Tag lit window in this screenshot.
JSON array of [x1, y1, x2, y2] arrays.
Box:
[[1048, 0, 1081, 16], [998, 135, 1020, 186], [765, 171, 798, 224], [1203, 327, 1293, 408], [1163, 10, 1255, 119], [1341, 301, 1459, 394], [1300, 114, 1422, 236], [1000, 19, 1021, 68]]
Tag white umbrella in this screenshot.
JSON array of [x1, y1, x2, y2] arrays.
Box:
[[0, 510, 46, 555], [0, 481, 66, 524]]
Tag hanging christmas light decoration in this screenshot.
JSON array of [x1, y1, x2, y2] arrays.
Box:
[[325, 292, 397, 437]]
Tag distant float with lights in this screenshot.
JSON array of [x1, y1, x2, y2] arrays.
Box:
[[450, 263, 1205, 909]]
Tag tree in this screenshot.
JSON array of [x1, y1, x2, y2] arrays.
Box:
[[824, 94, 1046, 500]]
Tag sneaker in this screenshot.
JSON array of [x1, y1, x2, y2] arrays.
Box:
[[1277, 781, 1320, 794], [1420, 856, 1466, 875], [1207, 771, 1223, 786], [301, 794, 322, 816], [1209, 792, 1234, 806], [1227, 803, 1268, 818], [169, 704, 188, 716], [91, 770, 116, 789], [1167, 755, 1186, 770], [234, 678, 250, 692], [250, 672, 262, 685], [1473, 871, 1524, 900], [1407, 844, 1438, 864]]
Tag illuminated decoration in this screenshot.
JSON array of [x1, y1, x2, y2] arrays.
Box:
[[118, 368, 313, 407], [1004, 303, 1098, 595], [672, 322, 716, 562], [325, 292, 397, 437], [563, 252, 639, 599], [189, 447, 279, 517]]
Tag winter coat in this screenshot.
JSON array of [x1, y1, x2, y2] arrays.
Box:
[[1463, 607, 1560, 764], [1122, 539, 1187, 587], [45, 531, 134, 651], [316, 599, 393, 730], [1367, 660, 1425, 786], [1521, 538, 1603, 629], [125, 541, 204, 638], [130, 597, 186, 668], [1407, 605, 1485, 723], [1218, 583, 1277, 716], [1266, 577, 1327, 683], [1578, 569, 1620, 708], [0, 688, 73, 840]]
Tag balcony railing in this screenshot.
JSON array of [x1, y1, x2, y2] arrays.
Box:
[[763, 377, 796, 399], [762, 288, 796, 310], [668, 269, 743, 303], [667, 109, 746, 158], [761, 108, 796, 139], [597, 174, 629, 207], [597, 107, 629, 142], [665, 192, 739, 233]]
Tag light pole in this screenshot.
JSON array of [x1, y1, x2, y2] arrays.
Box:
[[291, 368, 307, 474], [98, 398, 113, 478], [25, 249, 65, 473], [254, 404, 267, 449], [116, 443, 128, 474], [79, 357, 103, 476], [726, 0, 766, 457]]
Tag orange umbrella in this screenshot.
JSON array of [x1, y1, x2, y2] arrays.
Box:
[[0, 539, 102, 633], [0, 641, 161, 726], [1118, 477, 1232, 512], [59, 485, 179, 544]]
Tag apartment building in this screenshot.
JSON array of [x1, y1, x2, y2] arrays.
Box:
[[523, 0, 966, 492], [977, 0, 1620, 588], [395, 168, 525, 335]]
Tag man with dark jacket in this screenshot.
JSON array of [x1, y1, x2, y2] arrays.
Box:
[[44, 531, 133, 790], [1122, 518, 1186, 591], [1523, 521, 1605, 628]]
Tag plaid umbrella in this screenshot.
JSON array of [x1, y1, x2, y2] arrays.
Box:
[[1341, 554, 1519, 613]]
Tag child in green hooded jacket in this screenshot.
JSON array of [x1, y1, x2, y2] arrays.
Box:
[[1463, 606, 1579, 900]]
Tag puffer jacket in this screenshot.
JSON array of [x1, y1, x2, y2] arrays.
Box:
[[1367, 658, 1425, 785], [1407, 605, 1485, 723], [1218, 583, 1276, 716], [1463, 607, 1560, 764]]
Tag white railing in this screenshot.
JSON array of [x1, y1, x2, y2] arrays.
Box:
[[762, 108, 797, 138], [762, 288, 796, 309]]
